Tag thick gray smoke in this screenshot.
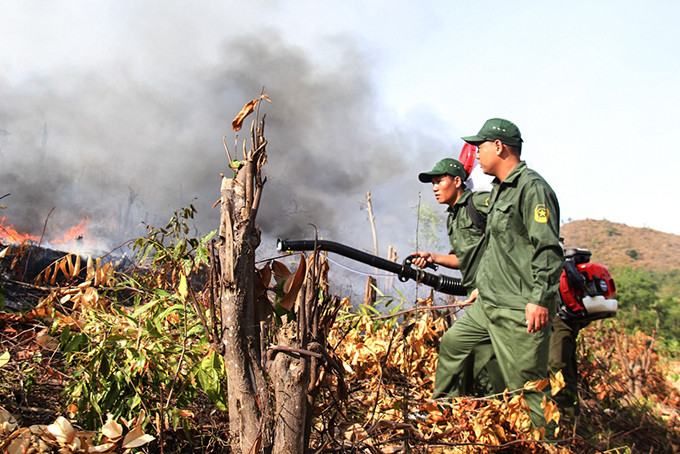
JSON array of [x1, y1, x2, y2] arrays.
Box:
[[0, 32, 454, 266]]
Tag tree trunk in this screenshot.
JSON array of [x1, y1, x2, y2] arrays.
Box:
[[218, 104, 342, 453], [271, 320, 309, 452], [218, 114, 271, 454]]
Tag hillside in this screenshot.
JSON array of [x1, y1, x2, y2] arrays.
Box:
[[561, 219, 680, 271]]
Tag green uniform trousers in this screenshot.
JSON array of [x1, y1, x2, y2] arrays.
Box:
[[434, 298, 552, 428], [455, 340, 505, 397], [549, 315, 589, 414]]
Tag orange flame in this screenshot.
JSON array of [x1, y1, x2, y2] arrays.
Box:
[[50, 217, 89, 244], [0, 216, 88, 245], [0, 217, 41, 243]]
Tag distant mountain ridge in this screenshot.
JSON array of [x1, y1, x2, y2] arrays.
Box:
[[560, 219, 680, 271]]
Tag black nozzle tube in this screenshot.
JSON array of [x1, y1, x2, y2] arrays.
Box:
[[279, 239, 402, 274], [277, 238, 466, 296]]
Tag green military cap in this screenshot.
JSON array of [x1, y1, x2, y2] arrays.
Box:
[[418, 158, 467, 183], [461, 118, 523, 147]]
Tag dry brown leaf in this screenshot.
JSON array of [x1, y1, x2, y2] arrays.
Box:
[[542, 396, 561, 425], [278, 253, 306, 312], [81, 287, 100, 308], [88, 441, 117, 452], [49, 263, 58, 285], [271, 260, 292, 282], [550, 370, 566, 396], [255, 265, 272, 296], [231, 94, 271, 131], [4, 428, 32, 454], [35, 330, 60, 350], [121, 426, 155, 449], [66, 404, 78, 418], [0, 406, 18, 435], [46, 416, 76, 445], [124, 409, 147, 431], [342, 423, 368, 442], [178, 409, 195, 419], [68, 254, 81, 279], [96, 261, 113, 286], [65, 254, 74, 278], [58, 258, 68, 281], [523, 377, 550, 392], [101, 413, 123, 441], [86, 255, 95, 281]]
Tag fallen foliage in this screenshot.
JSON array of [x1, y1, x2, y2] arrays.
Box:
[[0, 410, 154, 454], [2, 248, 680, 452], [317, 301, 569, 453]]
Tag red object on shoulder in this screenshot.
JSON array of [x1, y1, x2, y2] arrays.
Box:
[[458, 143, 477, 177]]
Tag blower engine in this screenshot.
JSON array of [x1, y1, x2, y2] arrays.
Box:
[[558, 248, 618, 321]]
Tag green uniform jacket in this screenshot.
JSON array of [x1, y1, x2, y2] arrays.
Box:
[[477, 161, 563, 309], [447, 190, 490, 292]]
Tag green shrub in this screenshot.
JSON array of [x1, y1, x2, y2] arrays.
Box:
[[60, 205, 225, 431]]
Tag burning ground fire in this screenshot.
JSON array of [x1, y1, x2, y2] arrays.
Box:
[[0, 217, 89, 246]]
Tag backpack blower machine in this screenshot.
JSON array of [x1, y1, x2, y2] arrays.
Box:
[[558, 248, 618, 321]]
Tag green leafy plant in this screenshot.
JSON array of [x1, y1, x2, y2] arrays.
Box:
[[59, 204, 225, 434], [340, 285, 408, 332]]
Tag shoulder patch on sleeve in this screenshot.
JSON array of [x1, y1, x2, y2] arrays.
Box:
[[534, 204, 549, 223]]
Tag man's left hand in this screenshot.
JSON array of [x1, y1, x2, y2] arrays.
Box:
[[463, 288, 479, 305], [525, 303, 549, 333]]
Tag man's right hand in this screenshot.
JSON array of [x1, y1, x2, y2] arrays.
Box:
[[411, 251, 435, 269]]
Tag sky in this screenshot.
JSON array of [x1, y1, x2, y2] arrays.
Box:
[[1, 1, 679, 266]]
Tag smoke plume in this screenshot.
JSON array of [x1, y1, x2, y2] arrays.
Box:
[[0, 32, 454, 262]]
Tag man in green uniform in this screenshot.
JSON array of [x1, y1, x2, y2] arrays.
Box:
[[434, 118, 563, 430], [413, 158, 488, 292], [413, 158, 504, 396]]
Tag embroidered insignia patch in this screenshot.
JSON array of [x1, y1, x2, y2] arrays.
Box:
[[534, 204, 549, 223]]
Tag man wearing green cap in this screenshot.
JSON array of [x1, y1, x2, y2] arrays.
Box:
[[434, 118, 563, 431], [414, 158, 489, 292], [414, 158, 504, 397]]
